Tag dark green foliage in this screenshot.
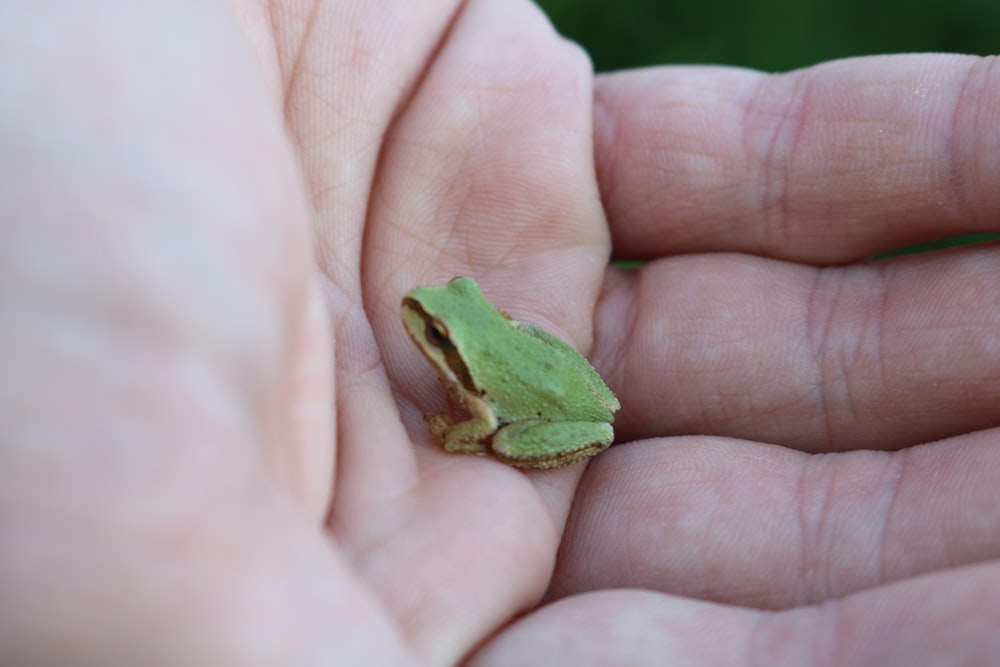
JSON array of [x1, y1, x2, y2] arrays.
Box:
[[536, 0, 1000, 72], [872, 234, 1000, 259]]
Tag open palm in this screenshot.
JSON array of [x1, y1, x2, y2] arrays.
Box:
[[3, 1, 999, 665]]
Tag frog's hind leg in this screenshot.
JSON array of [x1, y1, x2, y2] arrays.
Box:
[[491, 420, 613, 469]]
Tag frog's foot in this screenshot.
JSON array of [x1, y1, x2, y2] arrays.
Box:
[[424, 412, 454, 446], [491, 420, 614, 469]]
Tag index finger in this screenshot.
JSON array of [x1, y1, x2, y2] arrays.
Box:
[[594, 54, 1000, 263]]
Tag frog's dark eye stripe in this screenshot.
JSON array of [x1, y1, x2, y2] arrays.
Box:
[[423, 319, 475, 392], [426, 320, 451, 349]]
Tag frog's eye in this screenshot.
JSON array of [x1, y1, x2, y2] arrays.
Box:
[[425, 320, 451, 348]]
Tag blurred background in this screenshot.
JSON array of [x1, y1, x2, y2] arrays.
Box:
[[536, 0, 999, 72], [535, 0, 1000, 254]]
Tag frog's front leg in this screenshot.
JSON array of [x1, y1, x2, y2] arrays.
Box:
[[491, 420, 614, 469], [424, 412, 494, 457], [424, 392, 499, 457]]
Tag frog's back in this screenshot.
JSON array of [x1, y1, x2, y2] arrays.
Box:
[[461, 315, 618, 424]]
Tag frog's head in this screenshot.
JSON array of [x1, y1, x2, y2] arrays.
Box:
[[401, 277, 490, 391]]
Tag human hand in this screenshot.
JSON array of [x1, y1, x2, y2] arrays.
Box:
[[2, 1, 998, 666], [490, 51, 1000, 665]]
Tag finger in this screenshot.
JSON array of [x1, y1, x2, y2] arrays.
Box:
[[593, 54, 1000, 263], [548, 429, 1000, 609], [365, 0, 608, 348], [472, 570, 1000, 666], [599, 244, 1000, 452]]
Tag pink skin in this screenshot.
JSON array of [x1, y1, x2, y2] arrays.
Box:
[[1, 1, 999, 665]]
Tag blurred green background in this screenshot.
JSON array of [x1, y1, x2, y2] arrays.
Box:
[[536, 0, 999, 72]]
